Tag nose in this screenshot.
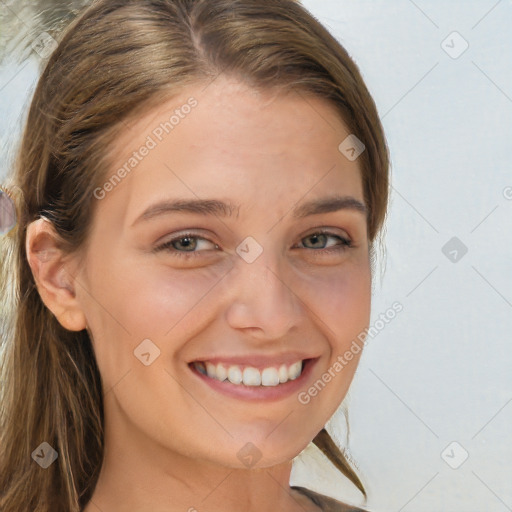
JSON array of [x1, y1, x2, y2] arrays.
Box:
[[224, 247, 302, 340]]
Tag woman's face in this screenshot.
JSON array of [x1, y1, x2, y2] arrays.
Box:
[[76, 76, 371, 469]]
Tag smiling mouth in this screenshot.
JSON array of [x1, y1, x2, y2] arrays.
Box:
[[190, 359, 313, 387]]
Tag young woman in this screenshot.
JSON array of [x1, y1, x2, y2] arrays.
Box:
[[0, 1, 389, 510]]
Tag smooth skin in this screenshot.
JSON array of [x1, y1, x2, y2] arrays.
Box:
[[26, 75, 371, 512]]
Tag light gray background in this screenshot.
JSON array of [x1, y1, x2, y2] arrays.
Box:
[[1, 1, 511, 511]]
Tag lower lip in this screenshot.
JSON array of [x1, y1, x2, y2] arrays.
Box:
[[188, 358, 318, 402]]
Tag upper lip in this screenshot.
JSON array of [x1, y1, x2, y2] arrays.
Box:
[[189, 353, 319, 369]]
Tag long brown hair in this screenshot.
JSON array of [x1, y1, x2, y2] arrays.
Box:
[[0, 1, 389, 510]]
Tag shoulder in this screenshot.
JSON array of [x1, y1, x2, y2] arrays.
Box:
[[291, 485, 370, 512]]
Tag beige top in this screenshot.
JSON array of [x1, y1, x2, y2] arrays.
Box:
[[292, 486, 369, 512]]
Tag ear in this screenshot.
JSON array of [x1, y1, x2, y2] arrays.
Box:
[[25, 217, 87, 332]]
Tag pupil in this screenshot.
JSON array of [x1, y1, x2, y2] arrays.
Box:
[[308, 234, 324, 248], [178, 237, 195, 251]]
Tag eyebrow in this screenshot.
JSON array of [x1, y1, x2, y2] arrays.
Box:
[[131, 194, 367, 227]]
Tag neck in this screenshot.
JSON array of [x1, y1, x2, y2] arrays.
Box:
[[83, 406, 316, 512]]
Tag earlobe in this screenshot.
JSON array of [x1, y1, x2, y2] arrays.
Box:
[[25, 217, 87, 332]]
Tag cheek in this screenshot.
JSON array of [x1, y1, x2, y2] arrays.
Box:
[[101, 249, 219, 328], [300, 261, 371, 348], [82, 250, 223, 384], [336, 266, 371, 339], [291, 262, 371, 434]]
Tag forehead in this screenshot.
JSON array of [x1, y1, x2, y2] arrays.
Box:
[[97, 76, 364, 227]]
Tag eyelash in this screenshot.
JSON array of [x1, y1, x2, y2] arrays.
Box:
[[153, 229, 352, 259]]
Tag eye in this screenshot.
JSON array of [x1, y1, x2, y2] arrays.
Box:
[[297, 230, 352, 254], [153, 229, 353, 260], [153, 232, 219, 258]]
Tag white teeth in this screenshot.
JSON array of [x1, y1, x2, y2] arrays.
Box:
[[261, 367, 280, 387], [288, 361, 302, 380], [206, 362, 216, 378], [227, 365, 242, 385], [242, 367, 261, 386], [194, 360, 304, 386], [216, 363, 227, 382], [278, 364, 289, 383]]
